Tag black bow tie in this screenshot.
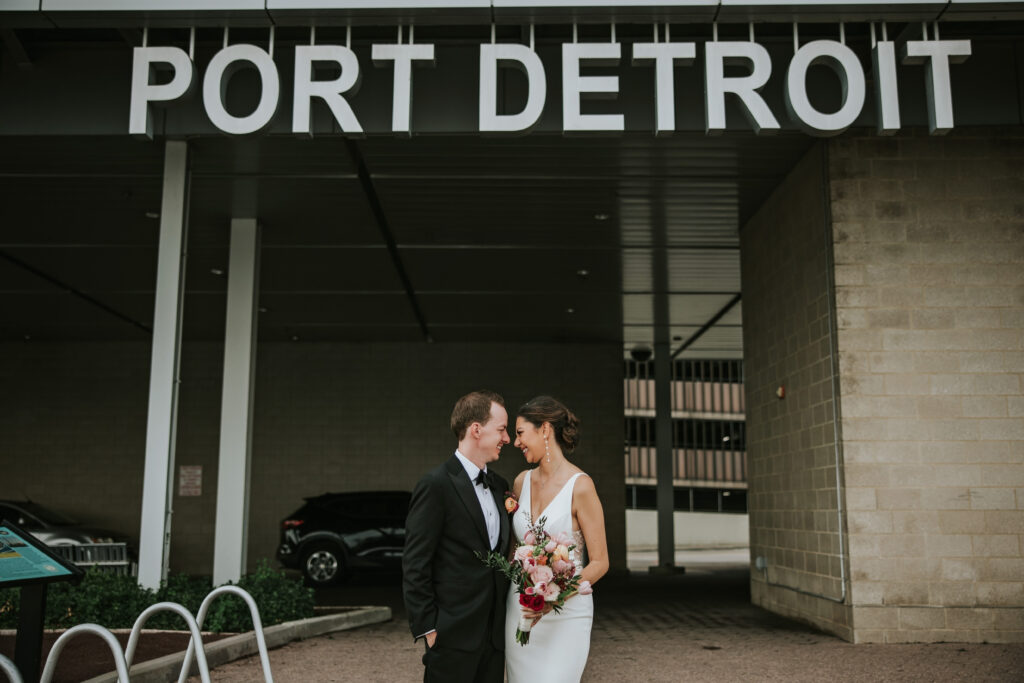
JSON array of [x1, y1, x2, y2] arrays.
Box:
[[474, 470, 490, 490]]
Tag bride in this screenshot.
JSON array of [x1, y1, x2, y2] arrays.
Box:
[[505, 396, 608, 682]]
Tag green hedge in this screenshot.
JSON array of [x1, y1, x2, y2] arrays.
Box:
[[0, 560, 314, 633]]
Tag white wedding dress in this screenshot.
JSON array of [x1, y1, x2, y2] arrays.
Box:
[[505, 472, 593, 682]]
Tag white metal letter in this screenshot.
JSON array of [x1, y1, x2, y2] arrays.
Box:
[[129, 47, 194, 140], [872, 40, 901, 135], [203, 44, 280, 135], [902, 39, 971, 135], [704, 41, 779, 134], [479, 43, 547, 134], [372, 43, 436, 135], [293, 45, 363, 135], [562, 42, 624, 133], [632, 41, 696, 135], [785, 40, 866, 136]]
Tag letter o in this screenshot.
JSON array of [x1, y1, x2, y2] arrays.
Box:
[[785, 40, 866, 136], [203, 44, 280, 135]]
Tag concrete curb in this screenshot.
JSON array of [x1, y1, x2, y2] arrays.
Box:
[[81, 606, 391, 683]]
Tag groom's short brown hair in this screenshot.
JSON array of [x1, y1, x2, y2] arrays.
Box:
[[451, 390, 505, 440]]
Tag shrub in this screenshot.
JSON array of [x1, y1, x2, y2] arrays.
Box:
[[0, 560, 314, 633], [203, 560, 315, 633]]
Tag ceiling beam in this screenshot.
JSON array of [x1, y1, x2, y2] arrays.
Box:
[[0, 250, 152, 335], [671, 293, 742, 358], [344, 140, 432, 343], [0, 29, 32, 71]]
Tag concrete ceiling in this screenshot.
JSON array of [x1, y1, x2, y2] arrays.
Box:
[[0, 133, 813, 357]]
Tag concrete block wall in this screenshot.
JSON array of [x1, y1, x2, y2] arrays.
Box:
[[740, 143, 853, 640], [830, 129, 1024, 643], [1, 340, 626, 577]]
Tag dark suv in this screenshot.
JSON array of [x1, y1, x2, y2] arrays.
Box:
[[276, 491, 410, 586]]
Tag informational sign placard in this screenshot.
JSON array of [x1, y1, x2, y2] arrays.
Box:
[[0, 521, 83, 588], [178, 465, 203, 497]]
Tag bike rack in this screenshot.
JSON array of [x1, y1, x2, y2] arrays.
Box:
[[0, 654, 24, 683], [125, 602, 211, 683], [177, 586, 274, 683], [39, 624, 131, 683]]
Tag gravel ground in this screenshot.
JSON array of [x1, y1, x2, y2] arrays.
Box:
[[191, 562, 1024, 683]]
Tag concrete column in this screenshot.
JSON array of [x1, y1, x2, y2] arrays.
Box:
[[652, 180, 675, 569], [654, 326, 675, 568], [138, 140, 190, 590], [212, 218, 261, 586]]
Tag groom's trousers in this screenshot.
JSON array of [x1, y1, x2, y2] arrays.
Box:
[[422, 638, 503, 683]]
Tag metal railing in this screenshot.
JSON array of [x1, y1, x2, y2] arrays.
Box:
[[625, 359, 748, 486], [0, 654, 23, 683], [30, 586, 273, 683], [50, 543, 134, 576], [624, 446, 748, 484]]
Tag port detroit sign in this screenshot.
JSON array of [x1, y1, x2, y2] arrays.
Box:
[[130, 36, 970, 139]]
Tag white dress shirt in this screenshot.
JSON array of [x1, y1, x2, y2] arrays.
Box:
[[455, 450, 500, 550]]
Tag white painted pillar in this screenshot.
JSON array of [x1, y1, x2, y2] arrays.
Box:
[[138, 141, 190, 590], [212, 218, 261, 586]]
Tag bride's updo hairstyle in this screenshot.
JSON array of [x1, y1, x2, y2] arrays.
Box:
[[518, 396, 581, 453]]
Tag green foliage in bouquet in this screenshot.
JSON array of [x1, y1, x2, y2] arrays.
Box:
[[474, 550, 523, 585]]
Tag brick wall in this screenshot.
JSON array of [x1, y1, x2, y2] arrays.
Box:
[[740, 143, 853, 639], [830, 129, 1024, 643], [1, 340, 626, 576]]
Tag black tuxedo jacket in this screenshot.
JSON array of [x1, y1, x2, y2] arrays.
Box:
[[403, 455, 512, 652]]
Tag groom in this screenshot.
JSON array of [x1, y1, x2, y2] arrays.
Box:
[[403, 390, 512, 683]]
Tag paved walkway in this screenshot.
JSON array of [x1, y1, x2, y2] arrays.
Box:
[[192, 555, 1024, 682]]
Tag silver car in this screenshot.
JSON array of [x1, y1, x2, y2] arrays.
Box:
[[0, 500, 129, 548]]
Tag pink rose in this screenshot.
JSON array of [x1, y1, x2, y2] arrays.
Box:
[[524, 531, 536, 545], [529, 564, 553, 585], [544, 540, 557, 553], [578, 580, 593, 595], [552, 559, 573, 575], [514, 545, 533, 562], [543, 582, 561, 601], [555, 531, 573, 546]]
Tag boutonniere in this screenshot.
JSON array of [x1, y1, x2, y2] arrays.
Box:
[[503, 491, 519, 515]]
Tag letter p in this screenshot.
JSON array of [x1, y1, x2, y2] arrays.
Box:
[[129, 47, 194, 139]]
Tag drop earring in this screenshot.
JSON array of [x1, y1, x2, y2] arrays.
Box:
[[545, 436, 551, 463]]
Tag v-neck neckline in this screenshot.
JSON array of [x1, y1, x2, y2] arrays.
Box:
[[528, 471, 577, 523]]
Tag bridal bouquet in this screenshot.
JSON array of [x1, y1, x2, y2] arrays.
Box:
[[476, 516, 592, 645]]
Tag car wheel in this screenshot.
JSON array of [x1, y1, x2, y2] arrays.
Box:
[[302, 543, 344, 586]]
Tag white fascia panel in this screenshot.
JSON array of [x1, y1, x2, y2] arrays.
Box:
[[269, 1, 489, 7], [42, 0, 264, 8], [717, 0, 947, 21], [493, 0, 718, 23], [0, 1, 40, 11], [493, 0, 715, 5]]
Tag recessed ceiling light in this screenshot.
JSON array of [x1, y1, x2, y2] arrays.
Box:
[[576, 269, 589, 277], [259, 307, 268, 313], [723, 491, 732, 497], [210, 268, 224, 276], [722, 435, 731, 442], [566, 307, 575, 314], [291, 334, 300, 341], [594, 213, 610, 221], [23, 334, 31, 341], [145, 211, 160, 219]]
